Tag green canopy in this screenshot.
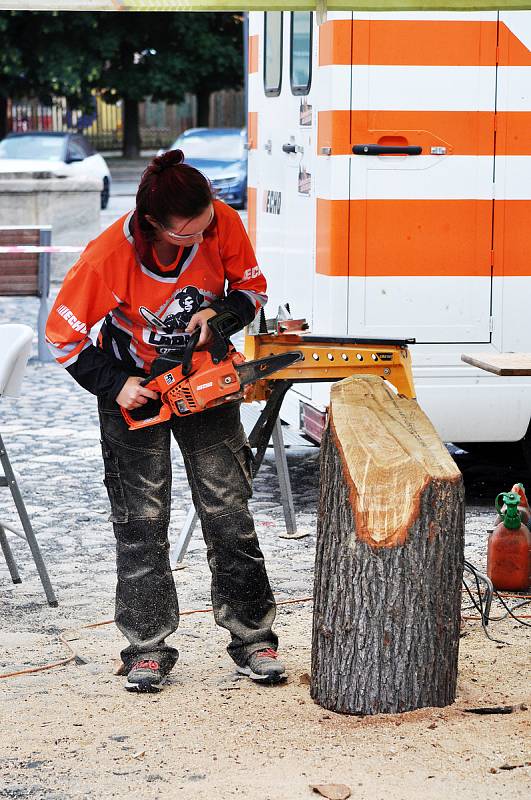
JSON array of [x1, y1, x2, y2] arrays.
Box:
[[1, 1, 530, 11]]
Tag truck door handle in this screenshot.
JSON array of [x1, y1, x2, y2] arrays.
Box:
[[282, 143, 298, 154], [352, 144, 422, 156]]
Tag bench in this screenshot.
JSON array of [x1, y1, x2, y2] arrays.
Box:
[[461, 352, 531, 376], [0, 226, 53, 362]]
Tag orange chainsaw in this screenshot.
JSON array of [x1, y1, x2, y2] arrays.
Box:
[[121, 311, 303, 430]]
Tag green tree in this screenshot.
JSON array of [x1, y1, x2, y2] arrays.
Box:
[[0, 12, 101, 139], [0, 11, 244, 156], [94, 13, 244, 156]]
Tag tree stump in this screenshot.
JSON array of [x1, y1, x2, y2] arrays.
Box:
[[311, 375, 465, 715]]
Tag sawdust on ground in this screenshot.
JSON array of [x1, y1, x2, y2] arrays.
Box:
[[1, 601, 529, 800], [0, 352, 529, 799]]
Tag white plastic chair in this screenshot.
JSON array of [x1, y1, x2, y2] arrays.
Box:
[[0, 323, 57, 606]]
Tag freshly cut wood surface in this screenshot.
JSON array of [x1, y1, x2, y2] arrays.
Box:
[[329, 375, 461, 548], [461, 352, 531, 376]]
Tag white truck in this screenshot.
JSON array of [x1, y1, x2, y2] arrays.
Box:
[[246, 9, 531, 454]]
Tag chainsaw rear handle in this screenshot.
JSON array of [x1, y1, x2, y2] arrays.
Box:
[[120, 402, 172, 430], [123, 370, 172, 429]]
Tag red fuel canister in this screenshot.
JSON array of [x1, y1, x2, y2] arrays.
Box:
[[488, 491, 531, 592], [495, 482, 531, 529], [512, 482, 531, 529]]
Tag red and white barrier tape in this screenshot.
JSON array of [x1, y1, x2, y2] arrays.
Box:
[[0, 245, 83, 254]]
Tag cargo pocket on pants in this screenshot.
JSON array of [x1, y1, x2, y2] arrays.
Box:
[[101, 439, 129, 524], [225, 429, 255, 501]]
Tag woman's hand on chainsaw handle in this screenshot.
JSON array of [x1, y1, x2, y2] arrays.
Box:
[[185, 307, 218, 349], [116, 376, 159, 410]]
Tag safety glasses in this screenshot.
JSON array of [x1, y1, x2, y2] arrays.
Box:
[[160, 208, 214, 242]]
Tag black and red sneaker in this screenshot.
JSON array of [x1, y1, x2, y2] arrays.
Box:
[[236, 648, 287, 684], [124, 659, 169, 693]]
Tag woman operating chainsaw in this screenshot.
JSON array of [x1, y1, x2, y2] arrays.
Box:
[[45, 149, 286, 692]]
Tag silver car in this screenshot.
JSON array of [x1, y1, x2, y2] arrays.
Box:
[[0, 131, 111, 209]]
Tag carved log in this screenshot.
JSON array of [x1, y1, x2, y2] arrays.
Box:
[[311, 376, 465, 715]]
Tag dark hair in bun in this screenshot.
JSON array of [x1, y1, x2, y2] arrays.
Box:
[[136, 149, 214, 240], [148, 149, 185, 174]]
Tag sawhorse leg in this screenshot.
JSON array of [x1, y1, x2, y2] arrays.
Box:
[[248, 380, 307, 538], [172, 504, 199, 569], [271, 415, 307, 539], [173, 381, 306, 565]]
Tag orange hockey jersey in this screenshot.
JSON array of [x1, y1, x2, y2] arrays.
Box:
[[45, 200, 267, 398]]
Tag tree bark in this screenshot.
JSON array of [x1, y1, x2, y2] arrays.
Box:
[[311, 375, 465, 715], [122, 96, 140, 159], [196, 89, 211, 128]]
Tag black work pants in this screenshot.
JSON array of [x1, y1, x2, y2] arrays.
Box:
[[98, 397, 278, 671]]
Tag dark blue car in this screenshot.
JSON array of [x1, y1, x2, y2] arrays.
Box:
[[164, 127, 247, 209]]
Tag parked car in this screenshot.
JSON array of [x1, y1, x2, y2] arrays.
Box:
[[162, 128, 247, 209], [0, 132, 111, 209]]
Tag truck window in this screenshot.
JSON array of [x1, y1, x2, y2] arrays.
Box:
[[264, 12, 283, 97], [290, 12, 312, 96]]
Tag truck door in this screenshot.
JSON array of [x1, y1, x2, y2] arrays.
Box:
[[255, 12, 316, 401], [347, 16, 498, 343], [252, 11, 286, 316], [278, 12, 316, 333], [492, 12, 531, 352]]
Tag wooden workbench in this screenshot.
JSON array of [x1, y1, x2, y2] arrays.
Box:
[[461, 353, 531, 376]]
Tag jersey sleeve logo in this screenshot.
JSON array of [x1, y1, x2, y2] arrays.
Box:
[[55, 304, 88, 335], [242, 266, 262, 281]]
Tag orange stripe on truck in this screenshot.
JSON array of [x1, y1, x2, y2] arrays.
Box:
[[318, 110, 498, 157], [496, 113, 531, 155], [319, 19, 531, 68], [319, 20, 352, 66], [493, 201, 531, 277], [350, 199, 493, 277], [352, 20, 497, 67], [247, 112, 258, 150], [316, 199, 350, 277], [317, 199, 495, 277], [248, 35, 259, 74], [317, 110, 352, 155], [319, 19, 498, 67], [499, 22, 531, 66]]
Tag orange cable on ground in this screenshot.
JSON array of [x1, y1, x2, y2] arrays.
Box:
[[0, 597, 314, 680], [1, 591, 527, 681]]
